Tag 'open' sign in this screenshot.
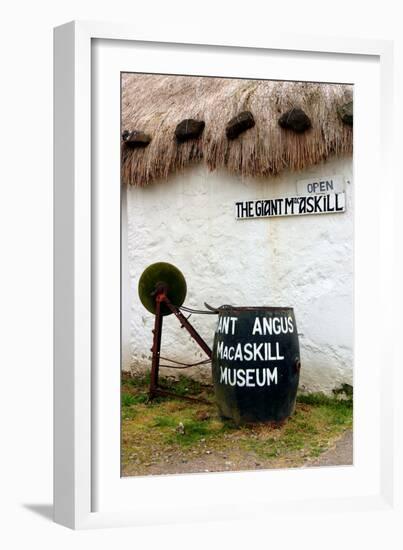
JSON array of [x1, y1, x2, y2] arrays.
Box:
[[296, 175, 345, 196]]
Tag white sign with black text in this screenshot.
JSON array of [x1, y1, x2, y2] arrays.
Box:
[[235, 192, 346, 219]]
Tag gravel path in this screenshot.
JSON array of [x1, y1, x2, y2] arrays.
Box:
[[123, 429, 353, 476], [307, 429, 353, 467]]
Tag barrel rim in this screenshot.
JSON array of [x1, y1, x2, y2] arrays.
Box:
[[217, 306, 294, 312]]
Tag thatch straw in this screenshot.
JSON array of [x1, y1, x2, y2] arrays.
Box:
[[121, 74, 353, 186]]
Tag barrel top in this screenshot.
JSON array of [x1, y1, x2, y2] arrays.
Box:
[[217, 306, 294, 312]]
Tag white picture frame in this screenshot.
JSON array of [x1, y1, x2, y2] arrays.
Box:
[[54, 21, 400, 531]]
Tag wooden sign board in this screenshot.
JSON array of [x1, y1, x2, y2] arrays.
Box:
[[235, 192, 346, 219]]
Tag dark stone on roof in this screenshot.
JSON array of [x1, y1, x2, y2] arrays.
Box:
[[337, 101, 353, 126], [278, 108, 312, 133], [175, 119, 205, 142], [225, 111, 255, 140], [122, 130, 152, 147]]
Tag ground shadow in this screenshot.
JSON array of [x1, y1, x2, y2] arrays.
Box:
[[23, 504, 53, 522]]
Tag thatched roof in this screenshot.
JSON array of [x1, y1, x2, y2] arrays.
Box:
[[121, 74, 353, 187]]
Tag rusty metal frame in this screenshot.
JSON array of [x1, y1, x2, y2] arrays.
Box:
[[149, 291, 212, 401]]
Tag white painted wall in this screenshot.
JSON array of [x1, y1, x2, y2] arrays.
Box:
[[122, 155, 353, 393]]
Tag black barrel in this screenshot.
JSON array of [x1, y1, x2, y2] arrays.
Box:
[[212, 307, 301, 424]]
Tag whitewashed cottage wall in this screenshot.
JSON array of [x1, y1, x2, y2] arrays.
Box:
[[122, 155, 353, 394]]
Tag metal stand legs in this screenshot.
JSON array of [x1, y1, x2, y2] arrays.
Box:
[[148, 292, 212, 400]]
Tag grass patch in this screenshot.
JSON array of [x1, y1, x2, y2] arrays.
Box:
[[332, 383, 353, 399], [153, 415, 177, 428], [297, 391, 352, 407], [121, 373, 353, 476], [122, 392, 149, 407], [166, 419, 210, 446], [158, 375, 204, 397], [124, 371, 151, 388]]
